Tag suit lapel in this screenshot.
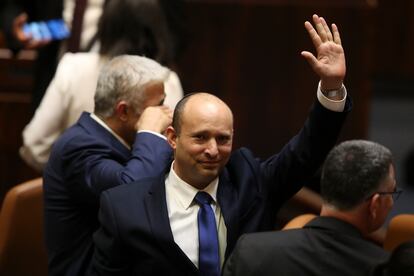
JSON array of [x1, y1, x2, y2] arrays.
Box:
[[217, 170, 239, 259], [78, 112, 131, 157], [144, 177, 198, 274]]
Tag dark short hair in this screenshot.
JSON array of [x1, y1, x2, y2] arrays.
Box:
[[321, 140, 393, 210], [171, 92, 198, 135], [97, 0, 176, 64]]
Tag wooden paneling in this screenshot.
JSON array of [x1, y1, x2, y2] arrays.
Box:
[[0, 51, 40, 204], [176, 1, 375, 158], [188, 0, 375, 6], [372, 0, 414, 78]]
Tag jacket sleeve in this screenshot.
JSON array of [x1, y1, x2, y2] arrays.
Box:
[[260, 97, 352, 211], [62, 132, 172, 203]]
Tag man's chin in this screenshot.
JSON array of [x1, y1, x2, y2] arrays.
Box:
[[198, 166, 220, 178]]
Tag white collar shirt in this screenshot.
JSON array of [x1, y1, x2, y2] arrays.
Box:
[[165, 163, 227, 268]]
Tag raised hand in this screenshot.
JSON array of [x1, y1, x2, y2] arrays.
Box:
[[135, 105, 173, 134], [301, 14, 346, 92], [12, 13, 51, 49]]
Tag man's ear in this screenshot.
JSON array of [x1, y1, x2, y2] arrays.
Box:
[[115, 101, 129, 121], [368, 194, 380, 220], [165, 126, 177, 149]]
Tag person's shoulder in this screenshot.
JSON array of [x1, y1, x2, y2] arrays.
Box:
[[229, 147, 255, 161], [233, 230, 305, 259], [164, 70, 182, 89], [58, 52, 101, 71], [50, 113, 97, 150], [166, 70, 181, 84], [226, 147, 259, 171], [240, 229, 302, 245], [103, 175, 164, 199], [59, 112, 90, 133]]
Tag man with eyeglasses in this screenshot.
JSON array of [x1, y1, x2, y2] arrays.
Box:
[[224, 140, 398, 276]]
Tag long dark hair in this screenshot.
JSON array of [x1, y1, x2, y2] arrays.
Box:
[[97, 0, 179, 65]]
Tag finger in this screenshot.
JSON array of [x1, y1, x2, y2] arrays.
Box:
[[13, 13, 28, 32], [301, 51, 320, 73], [16, 31, 31, 43], [160, 105, 172, 113], [26, 39, 51, 49], [312, 14, 327, 42], [156, 106, 172, 117], [14, 13, 28, 27], [26, 40, 43, 49], [304, 21, 322, 49], [332, 23, 342, 45], [320, 17, 333, 41], [165, 109, 173, 116], [14, 13, 31, 42]]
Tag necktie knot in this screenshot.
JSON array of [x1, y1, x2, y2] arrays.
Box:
[[194, 191, 213, 206]]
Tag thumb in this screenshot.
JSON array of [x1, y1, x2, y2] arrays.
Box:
[[301, 51, 319, 73], [13, 13, 30, 42]]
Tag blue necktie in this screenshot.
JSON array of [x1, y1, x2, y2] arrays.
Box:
[[194, 192, 220, 276]]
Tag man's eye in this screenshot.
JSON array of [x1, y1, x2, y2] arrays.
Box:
[[217, 136, 230, 144], [194, 135, 206, 140]]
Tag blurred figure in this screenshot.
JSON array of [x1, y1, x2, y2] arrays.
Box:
[[372, 240, 414, 276], [224, 140, 397, 276], [20, 0, 184, 171], [43, 54, 174, 276], [0, 0, 105, 110]]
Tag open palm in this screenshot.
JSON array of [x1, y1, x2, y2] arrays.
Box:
[[301, 15, 346, 91]]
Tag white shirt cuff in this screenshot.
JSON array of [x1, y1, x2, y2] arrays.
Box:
[[317, 81, 347, 112]]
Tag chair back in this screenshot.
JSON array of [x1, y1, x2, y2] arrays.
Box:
[[384, 214, 414, 251], [282, 213, 317, 230], [0, 177, 47, 276]]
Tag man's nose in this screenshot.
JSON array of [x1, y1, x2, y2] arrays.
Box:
[[205, 139, 218, 157]]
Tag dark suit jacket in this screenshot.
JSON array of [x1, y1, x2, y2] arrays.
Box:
[[90, 99, 352, 276], [223, 216, 390, 276], [43, 112, 172, 276]]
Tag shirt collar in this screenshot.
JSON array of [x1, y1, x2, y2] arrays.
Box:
[[305, 216, 364, 239], [166, 162, 219, 210], [90, 113, 131, 150]]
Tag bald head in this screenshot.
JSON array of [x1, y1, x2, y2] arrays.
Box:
[[172, 93, 233, 136]]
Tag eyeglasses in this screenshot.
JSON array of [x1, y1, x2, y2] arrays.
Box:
[[376, 187, 403, 202]]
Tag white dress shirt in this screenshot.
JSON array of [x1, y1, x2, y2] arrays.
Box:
[[165, 163, 227, 268], [63, 0, 104, 51], [89, 113, 131, 149]]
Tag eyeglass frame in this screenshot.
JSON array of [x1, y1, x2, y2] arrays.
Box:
[[373, 187, 403, 202]]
